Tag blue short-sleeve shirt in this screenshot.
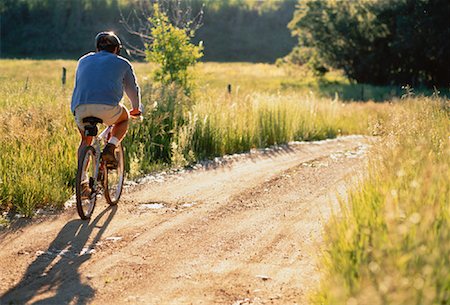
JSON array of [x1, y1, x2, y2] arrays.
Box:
[[71, 51, 140, 114]]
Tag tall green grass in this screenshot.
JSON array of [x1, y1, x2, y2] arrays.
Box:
[[189, 91, 374, 158], [0, 79, 78, 216], [123, 86, 388, 176], [314, 98, 450, 304]]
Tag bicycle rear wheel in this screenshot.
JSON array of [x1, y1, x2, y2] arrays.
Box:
[[76, 146, 97, 219], [104, 143, 125, 205]]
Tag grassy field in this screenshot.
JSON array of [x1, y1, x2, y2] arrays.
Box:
[[0, 59, 392, 217], [0, 59, 393, 217], [314, 99, 449, 304]]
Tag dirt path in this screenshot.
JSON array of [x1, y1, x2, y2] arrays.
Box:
[[0, 136, 369, 305]]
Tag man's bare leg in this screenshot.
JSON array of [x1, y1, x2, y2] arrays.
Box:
[[110, 108, 129, 142], [102, 108, 129, 167], [78, 129, 93, 160]]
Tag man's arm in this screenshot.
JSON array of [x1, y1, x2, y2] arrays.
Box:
[[123, 64, 141, 114]]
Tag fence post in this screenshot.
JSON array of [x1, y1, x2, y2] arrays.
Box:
[[24, 76, 29, 91], [62, 67, 67, 86], [227, 84, 232, 94]]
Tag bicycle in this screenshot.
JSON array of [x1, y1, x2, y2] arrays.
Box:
[[75, 117, 125, 220]]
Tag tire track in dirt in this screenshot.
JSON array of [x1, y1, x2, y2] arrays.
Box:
[[0, 136, 370, 305]]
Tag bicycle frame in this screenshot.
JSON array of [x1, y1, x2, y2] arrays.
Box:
[[76, 119, 128, 219], [90, 126, 113, 196]]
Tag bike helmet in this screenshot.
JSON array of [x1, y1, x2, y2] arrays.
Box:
[[95, 31, 122, 52]]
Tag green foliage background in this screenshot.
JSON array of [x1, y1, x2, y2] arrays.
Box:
[[288, 0, 450, 87], [0, 0, 296, 63]]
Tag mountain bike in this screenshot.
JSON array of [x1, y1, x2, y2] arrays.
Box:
[[75, 117, 125, 220]]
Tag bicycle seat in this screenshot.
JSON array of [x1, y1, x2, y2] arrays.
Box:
[[82, 117, 103, 136], [82, 117, 103, 125]]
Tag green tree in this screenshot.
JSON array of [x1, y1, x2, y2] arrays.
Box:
[[145, 3, 203, 93], [288, 0, 450, 87]]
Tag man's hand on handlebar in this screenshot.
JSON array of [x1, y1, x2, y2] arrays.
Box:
[[129, 108, 142, 118]]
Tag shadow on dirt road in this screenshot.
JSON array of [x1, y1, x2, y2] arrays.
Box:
[[1, 205, 117, 305]]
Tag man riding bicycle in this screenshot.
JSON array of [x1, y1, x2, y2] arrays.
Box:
[[71, 31, 142, 167], [71, 32, 141, 196]]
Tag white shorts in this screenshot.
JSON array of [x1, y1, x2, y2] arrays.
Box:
[[74, 104, 125, 130]]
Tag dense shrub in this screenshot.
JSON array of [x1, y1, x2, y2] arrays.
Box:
[[289, 0, 450, 87]]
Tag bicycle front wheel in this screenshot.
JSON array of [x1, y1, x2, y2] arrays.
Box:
[[76, 146, 97, 220], [104, 143, 125, 205]]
